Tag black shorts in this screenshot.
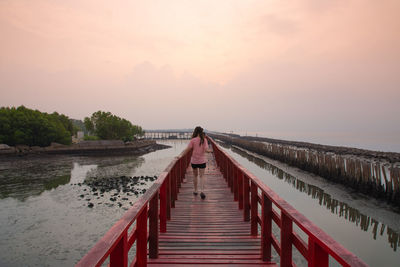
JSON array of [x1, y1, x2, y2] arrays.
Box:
[[191, 163, 206, 169]]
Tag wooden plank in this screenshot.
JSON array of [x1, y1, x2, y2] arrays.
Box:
[[148, 258, 276, 264], [150, 151, 275, 266], [158, 250, 260, 255], [148, 264, 277, 267], [154, 254, 262, 259]]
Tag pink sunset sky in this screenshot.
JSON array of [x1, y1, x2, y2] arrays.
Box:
[[1, 0, 399, 151]]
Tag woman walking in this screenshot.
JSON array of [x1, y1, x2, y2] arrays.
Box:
[[184, 126, 211, 199]]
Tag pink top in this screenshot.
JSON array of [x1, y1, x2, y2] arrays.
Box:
[[187, 136, 209, 164]]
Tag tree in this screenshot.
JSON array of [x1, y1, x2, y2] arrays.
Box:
[[84, 111, 144, 141], [0, 106, 74, 146]]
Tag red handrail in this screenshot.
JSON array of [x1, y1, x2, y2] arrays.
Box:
[[77, 137, 368, 267], [75, 149, 191, 267], [209, 137, 368, 267]]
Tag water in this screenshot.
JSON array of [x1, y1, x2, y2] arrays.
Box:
[[218, 142, 400, 267], [1, 139, 399, 266], [0, 140, 189, 267]]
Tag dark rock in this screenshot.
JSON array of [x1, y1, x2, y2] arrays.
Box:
[[88, 203, 94, 208]]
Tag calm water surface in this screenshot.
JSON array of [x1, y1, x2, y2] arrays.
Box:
[[219, 142, 400, 267], [0, 140, 189, 267], [1, 140, 399, 266]]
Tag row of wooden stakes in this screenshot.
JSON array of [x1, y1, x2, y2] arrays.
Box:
[[211, 134, 400, 207], [228, 142, 400, 252]]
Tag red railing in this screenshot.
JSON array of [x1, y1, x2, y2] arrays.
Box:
[[75, 149, 191, 267], [209, 138, 368, 267]]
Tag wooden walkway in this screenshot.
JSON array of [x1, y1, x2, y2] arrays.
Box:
[[148, 152, 277, 266]]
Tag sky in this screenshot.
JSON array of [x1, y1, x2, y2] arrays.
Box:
[[1, 0, 399, 151]]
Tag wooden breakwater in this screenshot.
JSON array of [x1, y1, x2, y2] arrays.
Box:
[[209, 133, 400, 207]]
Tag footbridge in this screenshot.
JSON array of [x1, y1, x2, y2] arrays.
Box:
[[76, 138, 367, 267]]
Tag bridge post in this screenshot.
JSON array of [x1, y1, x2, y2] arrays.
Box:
[[109, 230, 128, 267], [227, 161, 231, 188], [308, 238, 329, 267], [149, 192, 159, 258], [224, 158, 228, 181], [243, 174, 250, 221], [177, 160, 181, 192], [251, 181, 258, 236], [136, 207, 148, 266], [160, 181, 167, 232], [230, 161, 234, 193], [261, 193, 272, 261], [171, 169, 176, 207], [166, 174, 171, 220], [238, 169, 244, 209], [173, 166, 178, 201], [233, 165, 238, 201], [280, 212, 293, 267]]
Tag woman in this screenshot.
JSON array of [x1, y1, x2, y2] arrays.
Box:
[[184, 126, 211, 199]]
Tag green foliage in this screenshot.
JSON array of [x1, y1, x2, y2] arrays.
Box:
[[0, 106, 74, 146], [83, 135, 100, 141], [84, 111, 144, 141]]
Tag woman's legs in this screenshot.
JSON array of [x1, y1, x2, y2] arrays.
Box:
[[199, 168, 206, 199], [193, 168, 199, 193], [199, 168, 205, 192]]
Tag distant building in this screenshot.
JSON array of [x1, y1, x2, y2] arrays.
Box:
[[72, 131, 85, 144]]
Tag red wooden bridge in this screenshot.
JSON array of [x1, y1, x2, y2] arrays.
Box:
[[76, 138, 368, 267]]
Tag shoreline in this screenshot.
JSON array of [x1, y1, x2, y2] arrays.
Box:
[[0, 140, 170, 158]]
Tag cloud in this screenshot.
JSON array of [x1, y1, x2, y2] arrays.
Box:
[[258, 14, 299, 36], [0, 0, 399, 150]]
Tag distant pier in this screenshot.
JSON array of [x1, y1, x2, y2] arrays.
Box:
[[144, 130, 192, 140]]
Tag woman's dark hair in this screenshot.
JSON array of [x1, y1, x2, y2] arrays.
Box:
[[192, 126, 204, 146]]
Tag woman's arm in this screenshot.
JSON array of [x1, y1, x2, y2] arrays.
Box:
[[183, 146, 192, 155], [205, 137, 212, 153], [183, 139, 193, 155]]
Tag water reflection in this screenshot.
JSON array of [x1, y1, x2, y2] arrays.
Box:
[[84, 156, 145, 182], [0, 155, 146, 201], [224, 143, 400, 252], [0, 156, 73, 200], [44, 175, 70, 190]]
